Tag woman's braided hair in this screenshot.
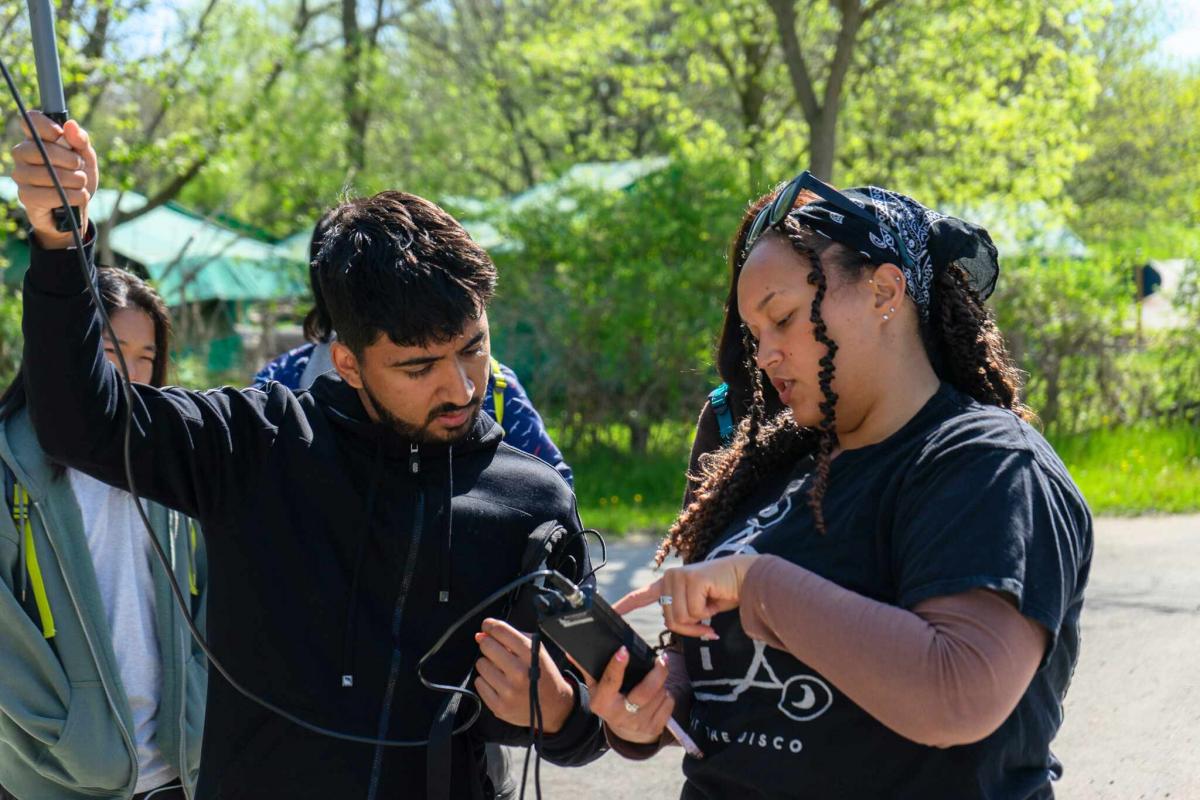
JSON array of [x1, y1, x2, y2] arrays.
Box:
[[659, 186, 1032, 565]]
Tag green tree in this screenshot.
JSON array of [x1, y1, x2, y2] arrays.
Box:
[[0, 286, 20, 389], [1067, 62, 1200, 247], [665, 0, 1104, 207], [491, 158, 743, 451]]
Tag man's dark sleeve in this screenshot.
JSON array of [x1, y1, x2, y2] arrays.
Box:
[[21, 236, 288, 523], [478, 497, 607, 766]]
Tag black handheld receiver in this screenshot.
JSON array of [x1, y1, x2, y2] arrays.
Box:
[[538, 585, 656, 695], [536, 580, 705, 759]]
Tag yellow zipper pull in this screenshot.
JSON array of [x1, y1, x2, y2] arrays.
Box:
[[19, 487, 55, 639]]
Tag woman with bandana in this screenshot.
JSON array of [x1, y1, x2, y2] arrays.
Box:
[[586, 175, 1093, 799]]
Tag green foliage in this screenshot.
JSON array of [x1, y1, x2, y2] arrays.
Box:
[[840, 0, 1103, 203], [0, 287, 21, 390], [1065, 0, 1200, 245], [993, 253, 1133, 432], [994, 250, 1200, 434], [490, 157, 742, 449], [663, 0, 1105, 202], [169, 0, 1115, 232], [1066, 63, 1200, 245]]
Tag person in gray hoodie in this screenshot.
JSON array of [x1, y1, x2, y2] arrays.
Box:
[[0, 267, 207, 800]]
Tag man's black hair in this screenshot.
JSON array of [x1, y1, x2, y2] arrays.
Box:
[[314, 191, 497, 355], [301, 210, 337, 343]]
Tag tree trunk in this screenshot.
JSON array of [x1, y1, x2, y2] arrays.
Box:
[[808, 110, 838, 182], [1042, 356, 1062, 431], [769, 0, 869, 183], [628, 420, 650, 456], [341, 0, 368, 174]]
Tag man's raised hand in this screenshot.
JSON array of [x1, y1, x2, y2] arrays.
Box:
[[11, 111, 98, 249]]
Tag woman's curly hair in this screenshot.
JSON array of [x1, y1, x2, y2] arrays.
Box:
[[659, 187, 1031, 565]]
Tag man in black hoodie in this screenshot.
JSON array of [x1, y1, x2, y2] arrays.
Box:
[[11, 113, 605, 799]]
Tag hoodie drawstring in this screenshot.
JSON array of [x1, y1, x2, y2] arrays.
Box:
[[340, 441, 385, 688], [438, 446, 453, 604]]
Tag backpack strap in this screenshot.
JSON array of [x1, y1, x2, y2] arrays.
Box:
[[4, 464, 55, 639], [708, 383, 736, 445], [489, 358, 507, 432]]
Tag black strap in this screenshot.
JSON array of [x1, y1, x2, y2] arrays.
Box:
[[504, 521, 567, 622], [426, 672, 477, 800]]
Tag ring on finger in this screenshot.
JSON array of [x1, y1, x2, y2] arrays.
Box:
[[658, 595, 673, 606], [624, 699, 640, 714]]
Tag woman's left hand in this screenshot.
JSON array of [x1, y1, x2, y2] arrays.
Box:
[[613, 555, 760, 638]]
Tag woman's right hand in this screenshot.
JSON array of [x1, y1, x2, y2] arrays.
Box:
[[585, 646, 675, 745]]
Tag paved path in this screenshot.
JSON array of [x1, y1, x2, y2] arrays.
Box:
[[506, 514, 1200, 799]]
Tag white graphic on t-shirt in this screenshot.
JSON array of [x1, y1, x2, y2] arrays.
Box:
[[692, 641, 834, 722], [705, 476, 808, 560], [694, 474, 834, 724]]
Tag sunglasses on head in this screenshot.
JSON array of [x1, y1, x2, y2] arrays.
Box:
[[744, 170, 915, 272]]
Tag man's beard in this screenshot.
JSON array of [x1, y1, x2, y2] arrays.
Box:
[[360, 378, 481, 444]]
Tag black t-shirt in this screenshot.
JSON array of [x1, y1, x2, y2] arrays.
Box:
[[679, 384, 1093, 800]]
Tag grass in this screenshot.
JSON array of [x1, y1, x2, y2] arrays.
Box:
[[1048, 423, 1200, 516], [555, 423, 693, 537], [562, 421, 1200, 536]]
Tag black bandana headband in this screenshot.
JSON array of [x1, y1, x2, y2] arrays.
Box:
[[747, 172, 999, 319]]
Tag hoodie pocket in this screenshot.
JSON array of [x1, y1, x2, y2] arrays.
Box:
[[36, 682, 132, 792]]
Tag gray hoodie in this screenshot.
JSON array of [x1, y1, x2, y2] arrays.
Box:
[[0, 408, 207, 800]]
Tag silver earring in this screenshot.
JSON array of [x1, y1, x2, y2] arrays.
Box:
[[889, 306, 896, 313], [882, 314, 890, 321]]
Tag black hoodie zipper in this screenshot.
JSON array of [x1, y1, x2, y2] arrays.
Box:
[[366, 443, 427, 799]]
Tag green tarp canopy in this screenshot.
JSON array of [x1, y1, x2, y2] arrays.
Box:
[[1, 178, 306, 304], [107, 202, 305, 306], [1, 179, 151, 287], [446, 157, 671, 252], [276, 229, 313, 265]]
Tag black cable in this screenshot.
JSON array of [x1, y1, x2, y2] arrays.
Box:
[[519, 661, 535, 800], [518, 745, 533, 797], [3, 53, 592, 753], [519, 631, 545, 800], [531, 632, 546, 800], [573, 527, 608, 585]]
